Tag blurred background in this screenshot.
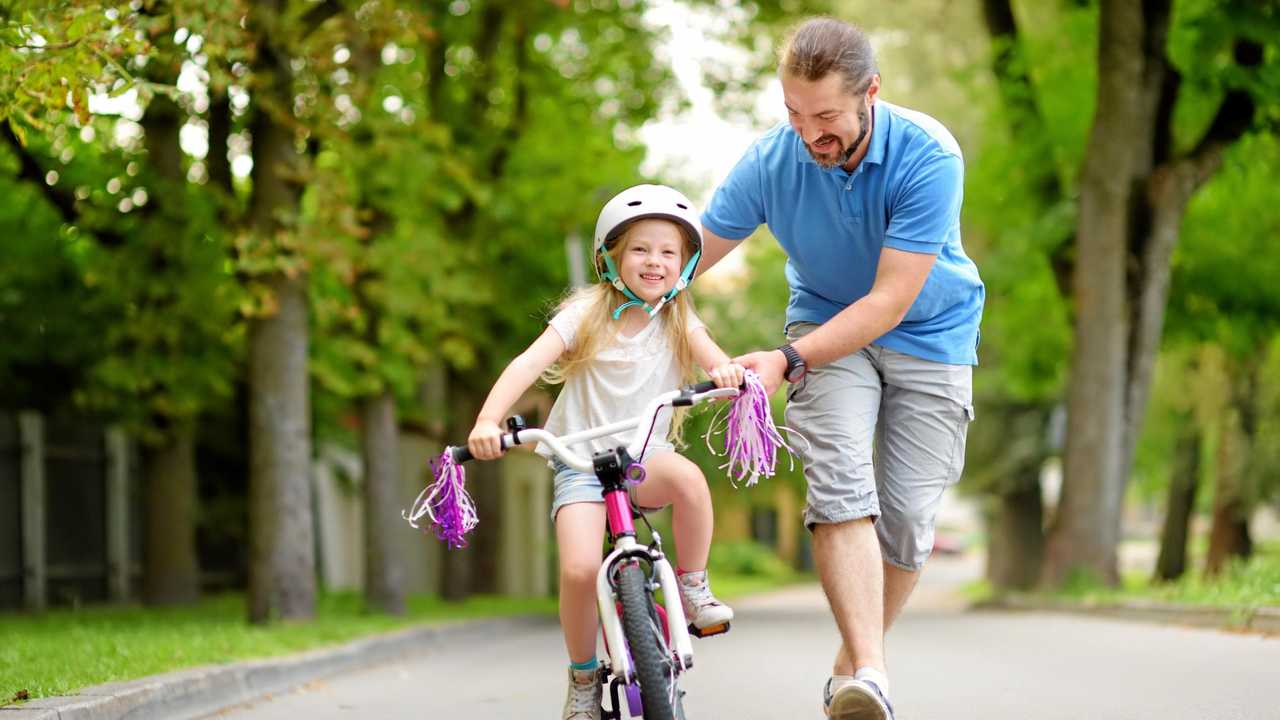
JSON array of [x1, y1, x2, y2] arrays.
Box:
[[2, 0, 1278, 626]]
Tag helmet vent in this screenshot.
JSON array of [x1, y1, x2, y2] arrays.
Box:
[[676, 203, 688, 209], [627, 200, 642, 206]]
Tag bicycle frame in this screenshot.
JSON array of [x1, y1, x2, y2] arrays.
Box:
[[591, 445, 692, 685], [448, 381, 737, 715]]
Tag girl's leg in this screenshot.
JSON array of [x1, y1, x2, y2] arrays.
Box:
[[631, 451, 713, 571], [555, 501, 608, 663]]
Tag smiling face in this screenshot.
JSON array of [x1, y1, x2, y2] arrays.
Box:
[[782, 71, 879, 170], [614, 219, 688, 306]]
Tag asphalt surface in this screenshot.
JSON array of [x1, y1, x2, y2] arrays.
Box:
[[206, 556, 1280, 720]]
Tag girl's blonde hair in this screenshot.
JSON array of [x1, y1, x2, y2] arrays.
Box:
[[542, 220, 699, 443]]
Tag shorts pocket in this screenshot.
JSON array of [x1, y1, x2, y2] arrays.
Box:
[[944, 403, 975, 486]]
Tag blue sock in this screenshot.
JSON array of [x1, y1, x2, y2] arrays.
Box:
[[570, 658, 599, 671]]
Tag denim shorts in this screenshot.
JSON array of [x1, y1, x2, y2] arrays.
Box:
[[548, 457, 664, 522], [784, 322, 975, 571]]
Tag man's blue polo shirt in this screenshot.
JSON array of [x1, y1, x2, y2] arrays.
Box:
[[703, 100, 984, 365]]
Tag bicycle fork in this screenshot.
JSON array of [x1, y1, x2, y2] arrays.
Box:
[[597, 540, 695, 684]]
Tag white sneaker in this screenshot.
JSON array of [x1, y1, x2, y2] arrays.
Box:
[[562, 667, 601, 720], [677, 570, 734, 630], [823, 676, 895, 720]]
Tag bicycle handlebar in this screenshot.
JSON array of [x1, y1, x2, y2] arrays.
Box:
[[449, 381, 740, 470]]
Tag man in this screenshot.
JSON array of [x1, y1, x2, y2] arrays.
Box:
[[697, 17, 984, 720]]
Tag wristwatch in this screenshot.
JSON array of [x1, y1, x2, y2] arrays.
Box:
[[777, 343, 808, 383]]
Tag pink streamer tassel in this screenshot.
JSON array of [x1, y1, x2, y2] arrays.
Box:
[[403, 449, 478, 549], [723, 370, 789, 487]]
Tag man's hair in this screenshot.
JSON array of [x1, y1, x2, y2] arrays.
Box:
[[780, 17, 877, 96]]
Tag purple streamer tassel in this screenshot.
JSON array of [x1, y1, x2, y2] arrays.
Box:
[[403, 449, 478, 549], [722, 370, 790, 487]]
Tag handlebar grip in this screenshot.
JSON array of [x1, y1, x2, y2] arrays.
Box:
[[450, 434, 513, 464], [689, 380, 718, 394]]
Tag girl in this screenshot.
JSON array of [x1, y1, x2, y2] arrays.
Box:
[[467, 184, 744, 720]]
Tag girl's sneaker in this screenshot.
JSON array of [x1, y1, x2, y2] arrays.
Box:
[[562, 666, 601, 720], [677, 570, 734, 636]]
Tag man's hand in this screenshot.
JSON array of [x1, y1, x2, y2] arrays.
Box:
[[732, 349, 788, 396]]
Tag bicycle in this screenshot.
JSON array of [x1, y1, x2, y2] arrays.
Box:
[[443, 379, 739, 720]]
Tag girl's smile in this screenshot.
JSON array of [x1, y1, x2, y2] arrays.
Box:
[[618, 219, 686, 305]]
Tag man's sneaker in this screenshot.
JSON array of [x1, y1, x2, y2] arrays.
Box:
[[823, 676, 895, 720], [677, 570, 734, 636], [562, 666, 601, 720]]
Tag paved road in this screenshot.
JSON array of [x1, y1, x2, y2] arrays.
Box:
[[208, 556, 1280, 720]]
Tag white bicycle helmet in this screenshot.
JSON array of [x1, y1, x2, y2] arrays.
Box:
[[593, 184, 703, 319]]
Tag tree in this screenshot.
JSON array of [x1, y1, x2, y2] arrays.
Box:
[[1164, 131, 1280, 575], [2, 2, 241, 606], [970, 0, 1276, 588]]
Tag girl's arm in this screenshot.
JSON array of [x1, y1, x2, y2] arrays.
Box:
[[689, 326, 745, 389], [468, 327, 566, 459]]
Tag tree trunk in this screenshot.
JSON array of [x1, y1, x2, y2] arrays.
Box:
[[143, 426, 200, 605], [440, 367, 478, 601], [247, 272, 314, 622], [244, 0, 314, 624], [468, 457, 503, 594], [986, 479, 1045, 591], [1153, 421, 1200, 582], [437, 367, 507, 600], [1204, 500, 1251, 577], [1205, 369, 1258, 577], [1041, 0, 1147, 589], [361, 390, 406, 614], [140, 60, 198, 607], [207, 92, 235, 200]]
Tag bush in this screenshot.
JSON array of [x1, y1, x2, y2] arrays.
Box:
[[708, 541, 792, 578]]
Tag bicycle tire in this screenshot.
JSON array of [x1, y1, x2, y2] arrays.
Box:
[[616, 561, 679, 720]]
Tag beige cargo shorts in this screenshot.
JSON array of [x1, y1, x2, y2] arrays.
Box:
[[784, 322, 974, 571]]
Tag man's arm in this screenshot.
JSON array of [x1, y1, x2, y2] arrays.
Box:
[[734, 246, 937, 394], [694, 225, 742, 278]]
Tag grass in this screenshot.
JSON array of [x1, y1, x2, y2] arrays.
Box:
[[965, 540, 1280, 611], [1, 591, 557, 704], [0, 561, 810, 706]]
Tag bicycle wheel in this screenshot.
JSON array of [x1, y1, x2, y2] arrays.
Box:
[[616, 561, 680, 720]]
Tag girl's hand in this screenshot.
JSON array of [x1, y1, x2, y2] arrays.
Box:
[[708, 362, 746, 390], [468, 419, 505, 460]]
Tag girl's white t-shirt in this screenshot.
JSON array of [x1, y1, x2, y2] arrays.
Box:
[[536, 297, 704, 465]]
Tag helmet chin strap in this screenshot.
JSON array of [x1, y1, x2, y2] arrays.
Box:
[[601, 251, 702, 321]]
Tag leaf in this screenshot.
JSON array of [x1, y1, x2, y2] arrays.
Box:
[[7, 117, 27, 146]]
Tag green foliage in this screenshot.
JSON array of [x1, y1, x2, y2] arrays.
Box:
[[0, 1, 150, 134], [708, 540, 793, 578], [1129, 346, 1194, 502], [1050, 541, 1280, 610], [1168, 133, 1280, 354]]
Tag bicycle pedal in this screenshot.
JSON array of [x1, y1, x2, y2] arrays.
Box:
[[687, 621, 730, 638]]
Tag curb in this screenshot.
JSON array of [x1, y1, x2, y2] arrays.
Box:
[[974, 595, 1280, 635], [1, 615, 553, 720]]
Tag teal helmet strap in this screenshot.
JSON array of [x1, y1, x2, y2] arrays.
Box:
[[601, 253, 654, 319], [599, 247, 702, 320]]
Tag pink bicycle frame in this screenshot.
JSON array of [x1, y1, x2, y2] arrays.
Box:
[[603, 487, 635, 538]]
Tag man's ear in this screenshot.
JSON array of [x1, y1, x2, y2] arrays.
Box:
[[866, 74, 882, 104]]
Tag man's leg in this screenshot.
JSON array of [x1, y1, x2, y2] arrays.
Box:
[[783, 325, 889, 717], [873, 346, 974, 613], [882, 562, 921, 630], [814, 518, 885, 676], [831, 560, 921, 673]]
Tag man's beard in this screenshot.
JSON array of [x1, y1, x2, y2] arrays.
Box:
[[806, 100, 871, 169]]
